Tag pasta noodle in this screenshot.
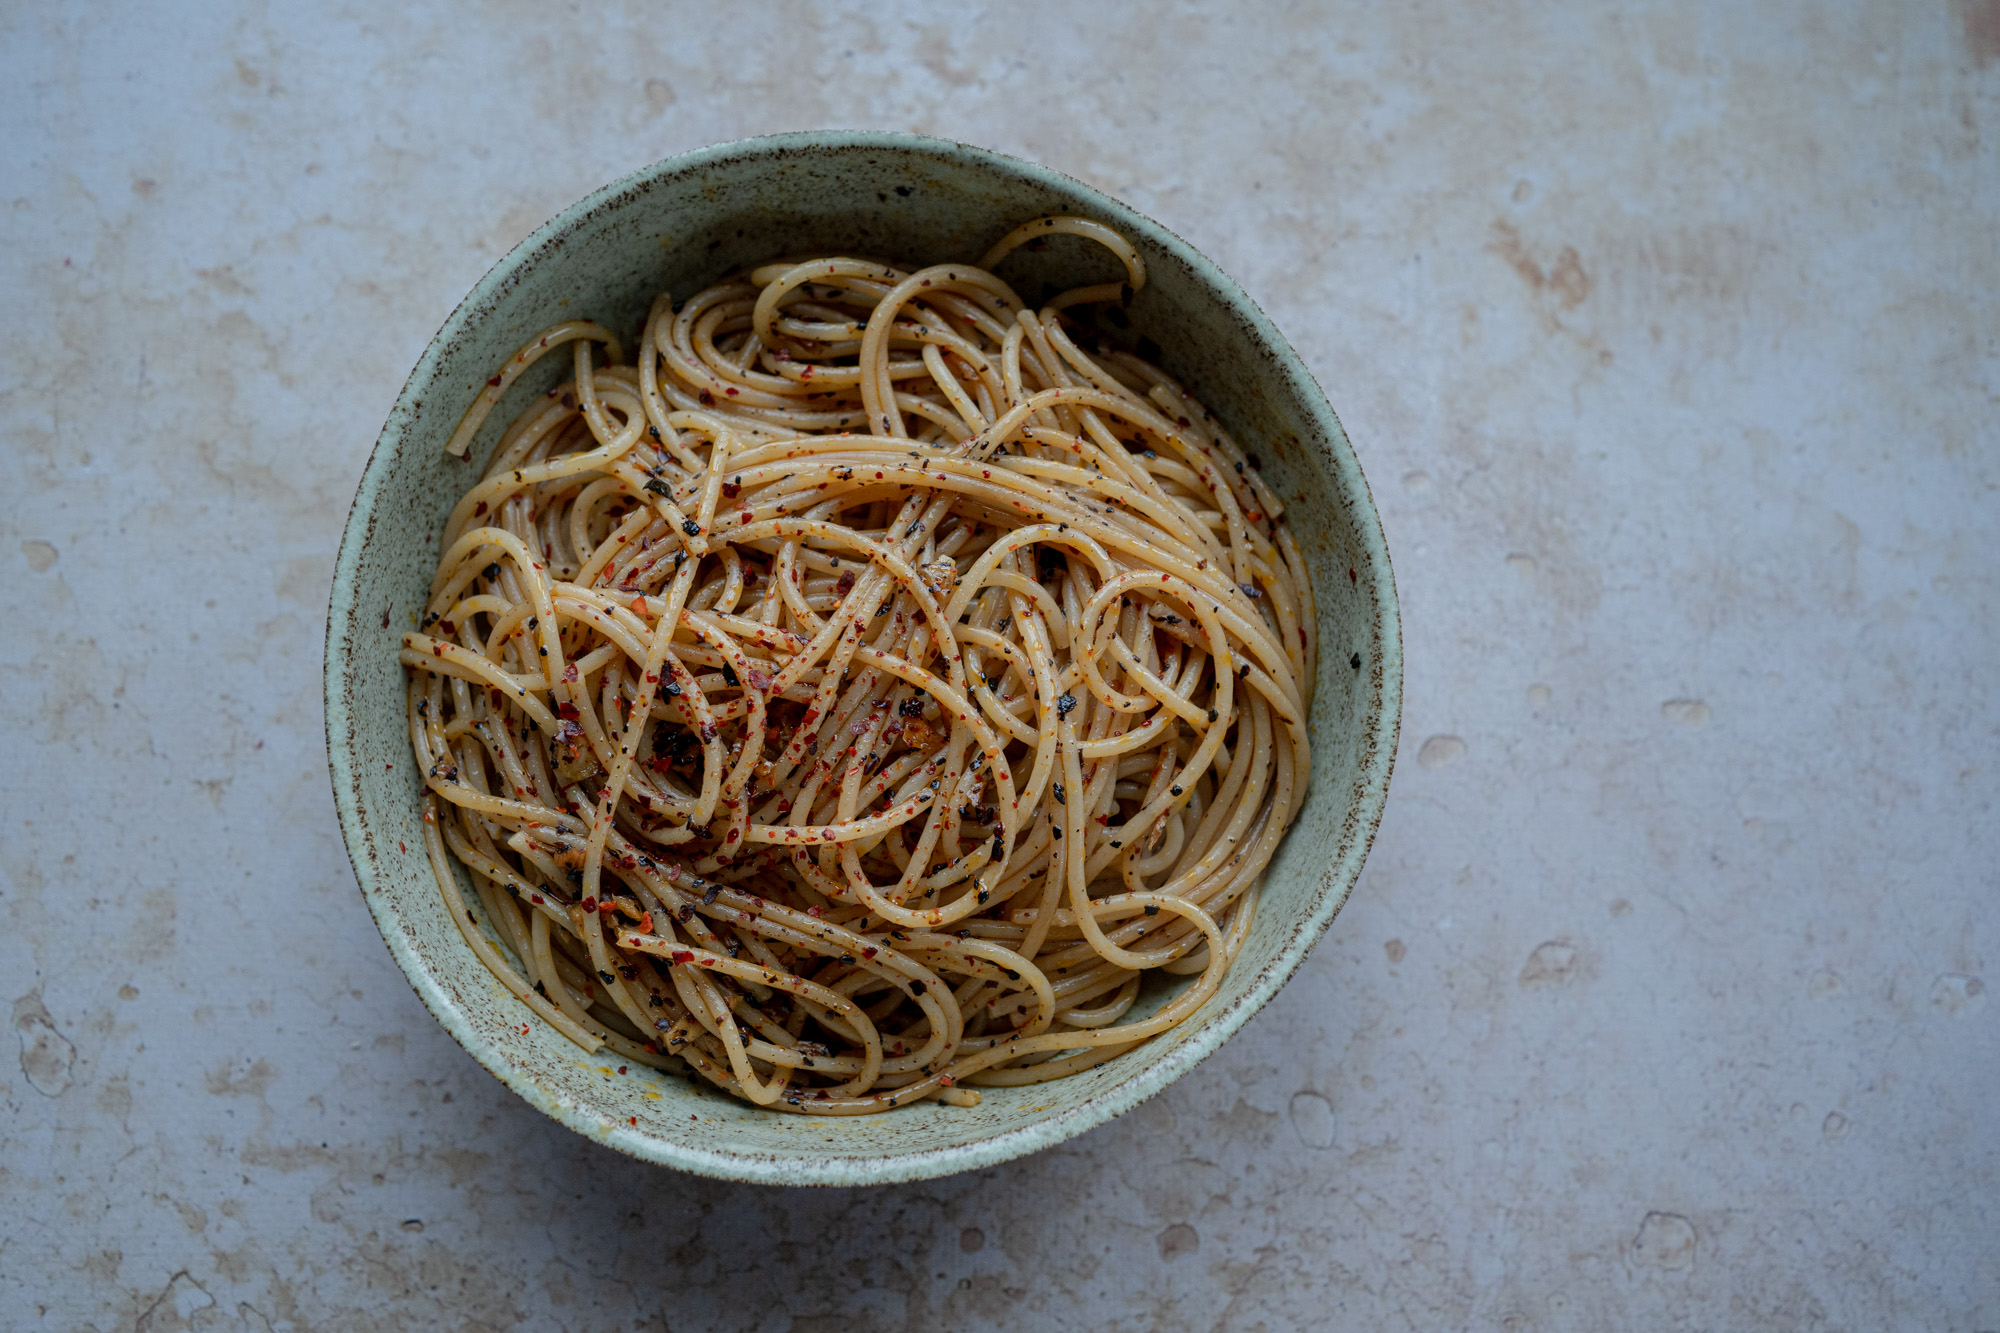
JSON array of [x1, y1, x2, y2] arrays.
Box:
[[403, 218, 1317, 1114]]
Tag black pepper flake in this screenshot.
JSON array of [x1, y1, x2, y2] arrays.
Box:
[[682, 519, 701, 536], [1052, 782, 1066, 804], [644, 479, 672, 497], [1055, 693, 1077, 718], [597, 970, 616, 985], [721, 663, 739, 686], [898, 697, 925, 718], [1144, 904, 1159, 916], [482, 562, 501, 579], [910, 980, 927, 996], [1171, 785, 1184, 796], [1206, 708, 1219, 722], [1350, 652, 1362, 671]]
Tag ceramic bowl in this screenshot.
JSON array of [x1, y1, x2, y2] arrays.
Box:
[[325, 131, 1399, 1185]]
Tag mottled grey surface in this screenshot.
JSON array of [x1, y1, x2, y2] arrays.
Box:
[[3, 2, 1996, 1329]]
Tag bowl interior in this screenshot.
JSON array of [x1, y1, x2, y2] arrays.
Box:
[[326, 132, 1399, 1185]]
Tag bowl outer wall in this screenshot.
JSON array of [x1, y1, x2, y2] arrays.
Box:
[[325, 131, 1400, 1186]]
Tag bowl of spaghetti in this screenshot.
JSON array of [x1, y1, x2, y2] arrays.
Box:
[[326, 132, 1399, 1184]]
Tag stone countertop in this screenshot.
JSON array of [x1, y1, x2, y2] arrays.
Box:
[[3, 3, 1995, 1329]]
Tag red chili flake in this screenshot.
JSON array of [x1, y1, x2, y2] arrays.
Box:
[[473, 500, 488, 517], [1348, 568, 1357, 583], [487, 375, 502, 387], [562, 664, 578, 683], [699, 389, 715, 406], [721, 480, 741, 499], [628, 1116, 637, 1125], [671, 950, 694, 965], [801, 366, 814, 380], [638, 911, 653, 933], [399, 841, 407, 853], [580, 896, 598, 912], [438, 620, 456, 635], [598, 900, 616, 916], [725, 387, 739, 397], [632, 595, 649, 615], [618, 1066, 627, 1074]]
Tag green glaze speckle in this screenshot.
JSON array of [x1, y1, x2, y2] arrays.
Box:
[[325, 131, 1400, 1186]]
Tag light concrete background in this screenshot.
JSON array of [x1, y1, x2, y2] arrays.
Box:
[[4, 2, 1996, 1329]]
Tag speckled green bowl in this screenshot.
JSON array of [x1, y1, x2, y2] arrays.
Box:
[[325, 131, 1399, 1185]]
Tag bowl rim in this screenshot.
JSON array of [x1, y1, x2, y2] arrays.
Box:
[[325, 129, 1401, 1186]]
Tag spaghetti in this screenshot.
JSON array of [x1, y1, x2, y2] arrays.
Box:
[[403, 217, 1316, 1114]]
